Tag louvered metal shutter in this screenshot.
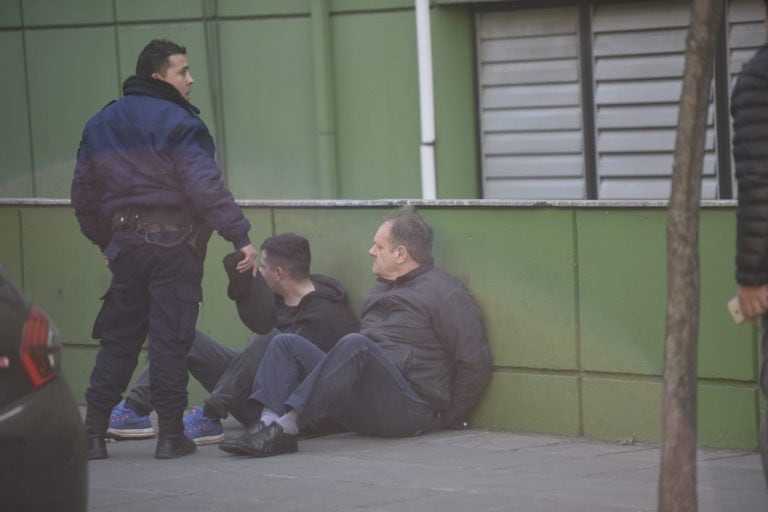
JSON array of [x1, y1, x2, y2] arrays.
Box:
[[592, 1, 716, 199], [477, 7, 586, 199]]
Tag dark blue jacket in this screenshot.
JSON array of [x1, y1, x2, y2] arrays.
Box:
[[71, 76, 250, 253]]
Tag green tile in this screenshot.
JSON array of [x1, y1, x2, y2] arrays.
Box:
[[116, 24, 216, 140], [333, 11, 421, 198], [432, 8, 479, 198], [217, 0, 310, 17], [21, 0, 113, 26], [0, 31, 33, 197], [272, 208, 388, 312], [423, 209, 577, 370], [0, 0, 21, 27], [25, 27, 119, 198], [219, 17, 318, 198], [578, 210, 667, 375], [699, 209, 756, 380], [473, 372, 580, 436], [582, 377, 662, 444], [0, 207, 22, 284], [196, 209, 273, 347], [20, 207, 110, 345], [115, 0, 204, 22], [698, 383, 759, 450]]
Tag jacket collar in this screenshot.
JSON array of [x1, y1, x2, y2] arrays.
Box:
[[122, 75, 200, 115], [377, 258, 434, 285]]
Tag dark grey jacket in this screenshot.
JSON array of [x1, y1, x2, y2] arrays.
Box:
[[732, 43, 768, 286], [360, 262, 492, 428]]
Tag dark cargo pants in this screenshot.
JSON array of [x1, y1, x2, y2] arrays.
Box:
[[85, 242, 203, 437]]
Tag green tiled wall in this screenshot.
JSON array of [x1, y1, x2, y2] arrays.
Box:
[[2, 204, 762, 451], [0, 31, 33, 197], [25, 27, 119, 197], [473, 372, 581, 436], [218, 17, 317, 198], [578, 210, 668, 375], [332, 11, 421, 198], [1, 2, 478, 200]]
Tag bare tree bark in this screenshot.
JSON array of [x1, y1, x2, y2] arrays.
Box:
[[659, 1, 725, 511]]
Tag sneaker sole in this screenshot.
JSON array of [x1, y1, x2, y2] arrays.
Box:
[[107, 427, 156, 440], [191, 433, 225, 446]]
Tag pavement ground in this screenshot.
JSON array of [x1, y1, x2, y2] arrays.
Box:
[[87, 414, 768, 512]]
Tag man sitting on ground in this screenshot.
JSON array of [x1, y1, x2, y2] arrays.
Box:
[[220, 210, 492, 456], [107, 233, 360, 444]]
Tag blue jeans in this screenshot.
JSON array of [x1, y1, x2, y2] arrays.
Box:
[[251, 333, 434, 437]]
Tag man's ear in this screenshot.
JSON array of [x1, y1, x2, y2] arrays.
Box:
[[395, 245, 409, 264]]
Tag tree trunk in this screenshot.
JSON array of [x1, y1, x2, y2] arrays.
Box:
[[659, 1, 724, 511]]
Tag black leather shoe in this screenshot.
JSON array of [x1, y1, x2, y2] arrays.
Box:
[[155, 433, 197, 459], [219, 421, 267, 455], [234, 422, 297, 458], [86, 436, 108, 460]]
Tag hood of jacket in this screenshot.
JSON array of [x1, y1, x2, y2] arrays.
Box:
[[122, 75, 200, 115]]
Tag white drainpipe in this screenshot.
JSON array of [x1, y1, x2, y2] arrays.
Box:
[[415, 0, 437, 200]]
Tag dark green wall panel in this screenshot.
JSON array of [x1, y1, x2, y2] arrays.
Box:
[[20, 207, 109, 345], [473, 372, 580, 436], [333, 11, 421, 198], [217, 0, 310, 17], [578, 210, 666, 375], [582, 377, 661, 444], [698, 384, 758, 449], [21, 0, 113, 26], [219, 18, 318, 198], [114, 0, 205, 22], [0, 208, 21, 283], [0, 1, 21, 27], [699, 210, 755, 380], [423, 208, 577, 369], [0, 31, 33, 197], [26, 27, 119, 198], [116, 24, 216, 139], [432, 7, 480, 198], [331, 0, 413, 10]]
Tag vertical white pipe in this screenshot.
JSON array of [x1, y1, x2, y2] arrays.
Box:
[[415, 0, 437, 200]]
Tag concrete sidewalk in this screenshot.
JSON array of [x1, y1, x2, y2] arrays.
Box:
[[87, 416, 767, 512]]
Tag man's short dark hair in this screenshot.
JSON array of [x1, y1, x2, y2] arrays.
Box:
[[136, 39, 187, 77], [260, 233, 311, 280], [382, 210, 433, 264]]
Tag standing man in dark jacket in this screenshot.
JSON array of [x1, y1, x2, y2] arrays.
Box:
[[71, 39, 255, 460], [107, 233, 359, 443], [220, 210, 492, 457], [732, 0, 768, 488]]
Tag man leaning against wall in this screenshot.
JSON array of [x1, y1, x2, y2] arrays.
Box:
[[732, 0, 768, 490]]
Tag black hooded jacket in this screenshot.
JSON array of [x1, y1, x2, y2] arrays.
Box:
[[236, 272, 359, 352]]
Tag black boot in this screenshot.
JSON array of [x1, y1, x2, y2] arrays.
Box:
[[155, 433, 196, 459], [84, 405, 110, 460], [86, 436, 108, 460]]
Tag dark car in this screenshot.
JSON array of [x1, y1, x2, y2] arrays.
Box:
[[0, 265, 87, 512]]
